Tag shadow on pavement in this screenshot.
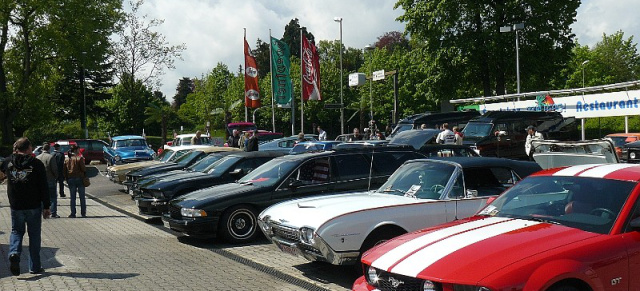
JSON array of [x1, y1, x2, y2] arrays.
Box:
[[293, 261, 359, 289], [20, 271, 139, 281]]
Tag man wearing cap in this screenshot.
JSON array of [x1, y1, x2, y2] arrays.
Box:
[[525, 125, 544, 160], [52, 143, 66, 198]]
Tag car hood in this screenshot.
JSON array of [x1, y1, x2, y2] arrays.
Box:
[[364, 216, 601, 283], [173, 182, 258, 208], [261, 192, 427, 229], [130, 163, 181, 177], [109, 161, 161, 172], [115, 147, 154, 158]]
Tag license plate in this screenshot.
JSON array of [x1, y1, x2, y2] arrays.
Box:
[[163, 219, 170, 228], [129, 189, 134, 195], [276, 241, 301, 257]]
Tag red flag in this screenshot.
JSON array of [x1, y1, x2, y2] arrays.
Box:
[[302, 37, 321, 101], [244, 39, 260, 108]]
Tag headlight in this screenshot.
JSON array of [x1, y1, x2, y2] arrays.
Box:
[[259, 215, 272, 235], [366, 266, 379, 286], [181, 208, 207, 217], [631, 152, 636, 159], [114, 155, 121, 162], [149, 190, 164, 199], [299, 227, 315, 245]]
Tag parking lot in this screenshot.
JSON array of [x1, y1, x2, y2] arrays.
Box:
[[88, 164, 356, 290]]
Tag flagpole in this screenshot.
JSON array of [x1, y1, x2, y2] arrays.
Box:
[[243, 28, 248, 122], [269, 30, 276, 133], [300, 29, 304, 134]]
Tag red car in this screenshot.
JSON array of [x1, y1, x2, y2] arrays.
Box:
[[355, 163, 640, 291]]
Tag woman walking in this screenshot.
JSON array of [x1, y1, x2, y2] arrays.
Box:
[[63, 145, 87, 218]]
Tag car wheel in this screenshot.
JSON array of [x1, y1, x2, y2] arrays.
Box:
[[220, 205, 258, 243], [355, 226, 406, 274], [548, 285, 579, 291]]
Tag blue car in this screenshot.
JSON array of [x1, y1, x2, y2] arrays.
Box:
[[103, 135, 156, 166]]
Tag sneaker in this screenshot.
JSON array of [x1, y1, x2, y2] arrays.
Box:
[[51, 214, 61, 218], [29, 268, 44, 274], [81, 215, 87, 218], [68, 214, 76, 218], [9, 254, 20, 276]]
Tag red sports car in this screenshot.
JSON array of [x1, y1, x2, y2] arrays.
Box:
[[354, 163, 640, 291]]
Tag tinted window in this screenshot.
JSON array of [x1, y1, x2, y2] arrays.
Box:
[[334, 154, 371, 181], [90, 141, 106, 151], [188, 154, 225, 172], [372, 152, 422, 175], [292, 157, 331, 184], [76, 140, 88, 148], [462, 123, 493, 138], [463, 167, 514, 196]]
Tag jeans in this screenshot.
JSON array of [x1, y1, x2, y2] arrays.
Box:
[[9, 208, 43, 272], [57, 178, 65, 196], [47, 179, 57, 215], [68, 177, 86, 216]]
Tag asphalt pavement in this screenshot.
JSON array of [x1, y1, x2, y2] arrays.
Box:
[[0, 166, 355, 290]]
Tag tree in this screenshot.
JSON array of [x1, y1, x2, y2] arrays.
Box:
[[172, 77, 194, 109], [281, 18, 315, 58], [253, 38, 270, 79], [99, 73, 156, 135], [395, 0, 580, 101], [145, 100, 173, 145], [374, 31, 409, 52], [113, 0, 186, 89]]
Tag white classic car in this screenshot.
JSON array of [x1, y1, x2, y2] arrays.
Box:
[[257, 157, 542, 266]]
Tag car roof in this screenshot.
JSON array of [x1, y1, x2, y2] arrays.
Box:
[[198, 146, 241, 153], [533, 163, 640, 182], [112, 135, 145, 141], [227, 151, 286, 158], [277, 146, 418, 161], [469, 110, 563, 123], [423, 156, 542, 176]]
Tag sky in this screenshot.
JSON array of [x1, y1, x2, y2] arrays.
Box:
[[133, 0, 640, 102]]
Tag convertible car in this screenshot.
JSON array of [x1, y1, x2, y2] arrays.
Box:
[[355, 163, 640, 291]]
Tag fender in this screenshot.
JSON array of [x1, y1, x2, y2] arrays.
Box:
[[524, 259, 597, 291]]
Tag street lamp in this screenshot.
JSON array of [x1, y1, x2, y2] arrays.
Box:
[[334, 17, 344, 135], [364, 45, 374, 123], [581, 60, 590, 140], [500, 23, 525, 94]]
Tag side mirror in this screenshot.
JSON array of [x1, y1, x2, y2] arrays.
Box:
[[230, 168, 243, 176], [465, 189, 478, 198], [630, 217, 640, 229]]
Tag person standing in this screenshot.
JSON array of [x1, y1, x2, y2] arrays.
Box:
[[239, 131, 249, 151], [453, 126, 464, 145], [246, 130, 259, 152], [525, 125, 544, 160], [317, 126, 327, 141], [191, 130, 202, 145], [52, 143, 66, 198], [349, 128, 363, 141], [436, 123, 456, 144], [63, 145, 87, 218], [227, 129, 240, 148], [0, 137, 51, 276], [36, 143, 60, 218]]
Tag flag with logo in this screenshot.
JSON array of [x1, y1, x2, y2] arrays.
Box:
[[244, 38, 260, 108], [270, 37, 293, 106], [302, 37, 321, 101]]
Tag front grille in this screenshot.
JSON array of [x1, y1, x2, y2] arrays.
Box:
[[168, 204, 181, 219], [373, 270, 432, 291], [271, 223, 299, 242]]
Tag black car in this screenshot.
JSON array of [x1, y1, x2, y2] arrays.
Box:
[[388, 129, 480, 156], [162, 146, 425, 243], [123, 147, 240, 192], [622, 140, 640, 163], [135, 151, 284, 215], [389, 110, 480, 139]]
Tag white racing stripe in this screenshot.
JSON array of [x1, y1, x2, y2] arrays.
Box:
[[389, 219, 541, 277], [578, 163, 637, 178], [552, 164, 598, 177], [372, 217, 512, 271]]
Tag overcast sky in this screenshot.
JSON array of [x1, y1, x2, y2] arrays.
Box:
[[134, 0, 640, 102]]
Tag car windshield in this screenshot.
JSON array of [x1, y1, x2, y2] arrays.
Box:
[[157, 149, 174, 162], [478, 176, 636, 234], [607, 136, 629, 147], [462, 122, 493, 138], [206, 156, 242, 176], [377, 162, 457, 200], [116, 139, 147, 148], [173, 150, 203, 166], [186, 154, 225, 172], [237, 159, 298, 187]]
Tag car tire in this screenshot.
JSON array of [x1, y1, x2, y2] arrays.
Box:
[[220, 205, 258, 243], [355, 226, 406, 274], [548, 285, 579, 291]]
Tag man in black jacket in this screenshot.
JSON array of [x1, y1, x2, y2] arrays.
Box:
[[0, 137, 51, 276], [52, 143, 66, 197]]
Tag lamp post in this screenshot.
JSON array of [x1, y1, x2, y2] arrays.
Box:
[[500, 23, 525, 94], [81, 51, 88, 138], [581, 60, 589, 140], [364, 45, 374, 123], [334, 17, 344, 135]]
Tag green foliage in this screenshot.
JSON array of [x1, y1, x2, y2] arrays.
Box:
[[282, 18, 315, 58], [172, 77, 194, 109], [99, 73, 157, 135]]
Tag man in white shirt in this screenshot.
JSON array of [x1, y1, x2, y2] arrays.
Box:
[[317, 126, 327, 141], [435, 123, 456, 144], [525, 125, 544, 160]]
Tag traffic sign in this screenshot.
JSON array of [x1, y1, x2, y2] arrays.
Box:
[[373, 70, 385, 81]]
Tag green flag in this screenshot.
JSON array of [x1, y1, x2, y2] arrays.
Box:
[[270, 37, 292, 105]]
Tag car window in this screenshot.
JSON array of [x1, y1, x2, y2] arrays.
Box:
[[462, 167, 511, 197], [291, 157, 331, 184], [333, 154, 370, 181], [372, 152, 422, 176], [230, 159, 257, 175], [76, 140, 88, 148], [188, 154, 225, 172], [239, 159, 299, 187]]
